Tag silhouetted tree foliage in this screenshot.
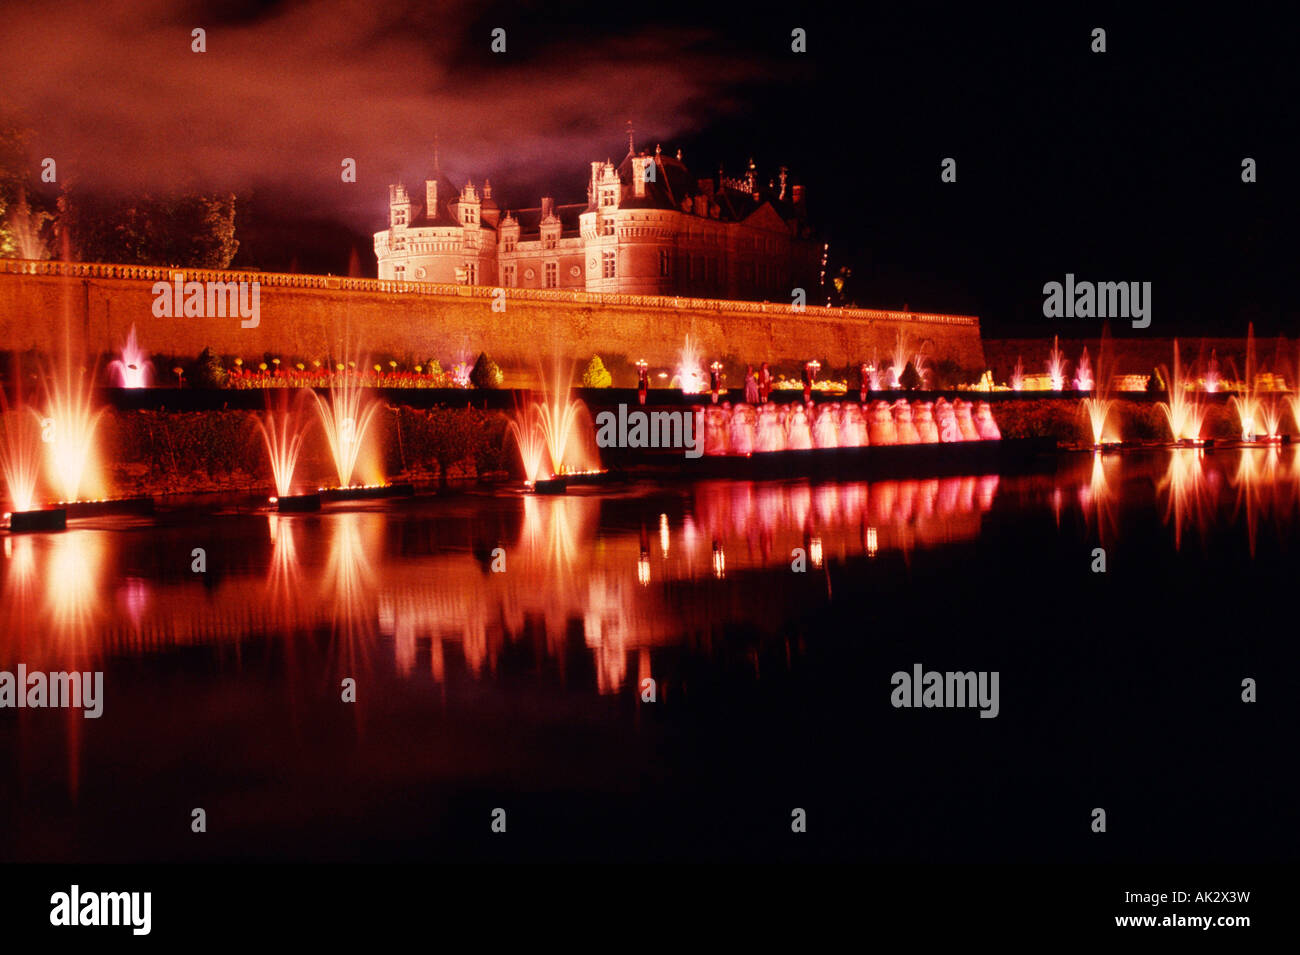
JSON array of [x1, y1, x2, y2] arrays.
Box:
[[58, 186, 239, 268]]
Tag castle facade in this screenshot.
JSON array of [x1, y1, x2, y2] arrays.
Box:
[[374, 142, 822, 302]]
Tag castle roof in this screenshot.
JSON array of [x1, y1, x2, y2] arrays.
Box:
[[508, 203, 585, 239]]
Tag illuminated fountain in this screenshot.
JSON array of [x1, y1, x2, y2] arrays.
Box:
[[674, 334, 707, 394], [1078, 330, 1117, 448], [1046, 336, 1068, 391], [513, 364, 601, 493], [508, 404, 549, 485], [1204, 349, 1221, 393], [1288, 342, 1300, 437], [257, 391, 319, 511], [889, 330, 911, 388], [1074, 347, 1094, 391], [1010, 356, 1025, 392], [311, 361, 400, 499], [107, 325, 151, 388], [1229, 324, 1281, 442], [1, 395, 40, 512], [1158, 341, 1206, 445]]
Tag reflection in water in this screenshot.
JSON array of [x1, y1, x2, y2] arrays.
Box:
[[6, 452, 1300, 727], [1079, 452, 1119, 545], [1230, 446, 1283, 557], [1157, 449, 1220, 551]]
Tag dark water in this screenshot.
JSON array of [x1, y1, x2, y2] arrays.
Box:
[[1, 447, 1295, 862]]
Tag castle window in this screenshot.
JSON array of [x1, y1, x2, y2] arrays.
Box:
[[462, 263, 477, 285], [600, 187, 616, 208], [543, 234, 557, 250], [600, 217, 614, 237], [602, 249, 616, 279], [545, 261, 558, 288], [503, 264, 516, 288], [504, 235, 516, 253], [659, 250, 671, 278], [463, 206, 477, 224]]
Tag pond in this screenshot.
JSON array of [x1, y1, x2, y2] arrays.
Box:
[[0, 447, 1293, 862]]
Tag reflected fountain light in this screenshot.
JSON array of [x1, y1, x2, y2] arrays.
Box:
[[1230, 444, 1282, 557], [116, 577, 151, 631], [44, 531, 108, 663], [711, 539, 726, 579], [321, 512, 380, 678], [809, 537, 823, 568], [659, 512, 670, 557], [1158, 448, 1218, 550], [108, 325, 151, 388], [865, 525, 878, 557], [1080, 451, 1119, 544], [266, 513, 305, 626]]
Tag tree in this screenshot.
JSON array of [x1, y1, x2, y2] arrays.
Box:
[[900, 361, 922, 391], [470, 352, 503, 389], [57, 186, 239, 268], [581, 355, 612, 388], [0, 111, 54, 259]]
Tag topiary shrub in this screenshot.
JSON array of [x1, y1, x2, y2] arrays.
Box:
[[470, 352, 503, 389], [582, 355, 613, 388]]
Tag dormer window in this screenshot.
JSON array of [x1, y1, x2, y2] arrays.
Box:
[[504, 235, 516, 253], [463, 206, 477, 224], [543, 234, 557, 250], [600, 188, 616, 208]]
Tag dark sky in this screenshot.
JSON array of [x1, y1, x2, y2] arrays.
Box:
[[6, 1, 1295, 335]]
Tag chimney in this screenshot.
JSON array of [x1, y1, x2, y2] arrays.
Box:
[[792, 184, 804, 206], [482, 179, 492, 200], [541, 196, 554, 219], [425, 179, 438, 215], [633, 156, 651, 197], [778, 167, 788, 201]]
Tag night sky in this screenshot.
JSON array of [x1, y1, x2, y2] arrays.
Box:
[[5, 1, 1294, 335]]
